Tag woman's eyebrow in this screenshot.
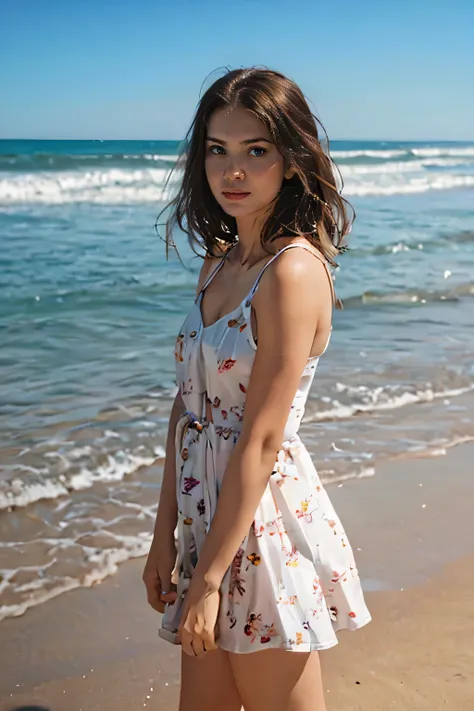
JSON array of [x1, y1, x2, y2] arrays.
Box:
[[206, 136, 273, 145]]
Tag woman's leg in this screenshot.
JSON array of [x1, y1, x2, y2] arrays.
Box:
[[229, 649, 327, 711], [179, 648, 242, 711]]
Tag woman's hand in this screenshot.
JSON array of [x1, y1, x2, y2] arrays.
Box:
[[178, 576, 220, 657], [142, 536, 178, 613]]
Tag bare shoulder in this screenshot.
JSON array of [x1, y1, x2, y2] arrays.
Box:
[[256, 242, 332, 309]]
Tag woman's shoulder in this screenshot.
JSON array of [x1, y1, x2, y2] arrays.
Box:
[[269, 235, 326, 260], [254, 236, 333, 308]]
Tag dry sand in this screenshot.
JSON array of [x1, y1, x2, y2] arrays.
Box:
[[2, 443, 474, 711]]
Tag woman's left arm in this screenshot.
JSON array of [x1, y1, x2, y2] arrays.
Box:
[[179, 249, 332, 656]]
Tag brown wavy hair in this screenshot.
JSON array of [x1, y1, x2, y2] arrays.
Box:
[[157, 67, 354, 265]]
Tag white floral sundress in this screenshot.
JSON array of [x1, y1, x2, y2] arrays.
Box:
[[161, 242, 371, 653]]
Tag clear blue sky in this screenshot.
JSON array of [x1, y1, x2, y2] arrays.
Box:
[[1, 0, 473, 141]]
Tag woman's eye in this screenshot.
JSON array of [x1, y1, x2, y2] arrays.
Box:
[[249, 146, 267, 157], [207, 145, 267, 157], [209, 145, 225, 155]]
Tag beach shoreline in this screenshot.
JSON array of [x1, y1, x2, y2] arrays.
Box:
[[1, 442, 473, 710]]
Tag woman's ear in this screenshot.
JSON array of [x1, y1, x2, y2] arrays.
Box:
[[284, 166, 296, 180]]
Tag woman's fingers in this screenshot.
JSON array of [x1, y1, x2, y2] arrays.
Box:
[[179, 613, 193, 656], [181, 631, 196, 657], [143, 567, 166, 613], [202, 628, 218, 652], [191, 638, 207, 659], [180, 620, 217, 657], [143, 560, 179, 613], [181, 629, 206, 658], [142, 538, 178, 614], [147, 585, 166, 613], [178, 601, 190, 640], [179, 603, 196, 657], [159, 583, 178, 605]]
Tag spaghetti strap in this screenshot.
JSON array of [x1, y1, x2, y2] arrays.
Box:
[[195, 246, 234, 302], [247, 242, 338, 307]]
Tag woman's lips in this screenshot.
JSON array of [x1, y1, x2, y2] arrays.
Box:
[[222, 192, 250, 201]]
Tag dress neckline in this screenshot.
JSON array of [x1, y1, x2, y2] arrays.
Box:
[[198, 290, 249, 331], [196, 290, 325, 361], [197, 240, 333, 337]]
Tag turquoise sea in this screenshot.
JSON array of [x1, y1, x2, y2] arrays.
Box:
[[1, 138, 474, 619]]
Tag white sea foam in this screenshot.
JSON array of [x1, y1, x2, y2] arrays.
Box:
[[0, 533, 153, 621], [332, 149, 408, 159], [411, 147, 474, 158], [319, 466, 376, 486], [0, 168, 181, 204], [0, 446, 166, 511], [305, 383, 474, 422], [343, 174, 474, 197], [333, 146, 474, 160], [341, 157, 473, 176], [124, 153, 180, 162]]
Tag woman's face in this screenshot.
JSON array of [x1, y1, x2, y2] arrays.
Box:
[[205, 106, 292, 220]]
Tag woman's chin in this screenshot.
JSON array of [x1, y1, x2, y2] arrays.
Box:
[[221, 203, 254, 216]]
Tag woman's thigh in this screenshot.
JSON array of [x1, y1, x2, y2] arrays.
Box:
[[229, 649, 327, 711], [179, 648, 242, 711]]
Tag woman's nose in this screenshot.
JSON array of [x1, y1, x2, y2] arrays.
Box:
[[223, 160, 245, 180]]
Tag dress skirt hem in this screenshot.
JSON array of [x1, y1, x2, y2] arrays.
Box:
[[216, 612, 372, 654]]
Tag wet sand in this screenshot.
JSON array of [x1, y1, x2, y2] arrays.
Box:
[[2, 443, 474, 710]]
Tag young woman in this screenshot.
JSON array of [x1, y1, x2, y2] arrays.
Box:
[[143, 67, 371, 711]]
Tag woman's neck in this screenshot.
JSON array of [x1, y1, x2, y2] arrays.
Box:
[[234, 214, 273, 267]]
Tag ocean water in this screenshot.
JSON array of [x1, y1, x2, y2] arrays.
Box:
[[1, 138, 474, 620]]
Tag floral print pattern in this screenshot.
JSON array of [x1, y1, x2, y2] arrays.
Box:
[[217, 357, 236, 374], [161, 243, 371, 653]]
